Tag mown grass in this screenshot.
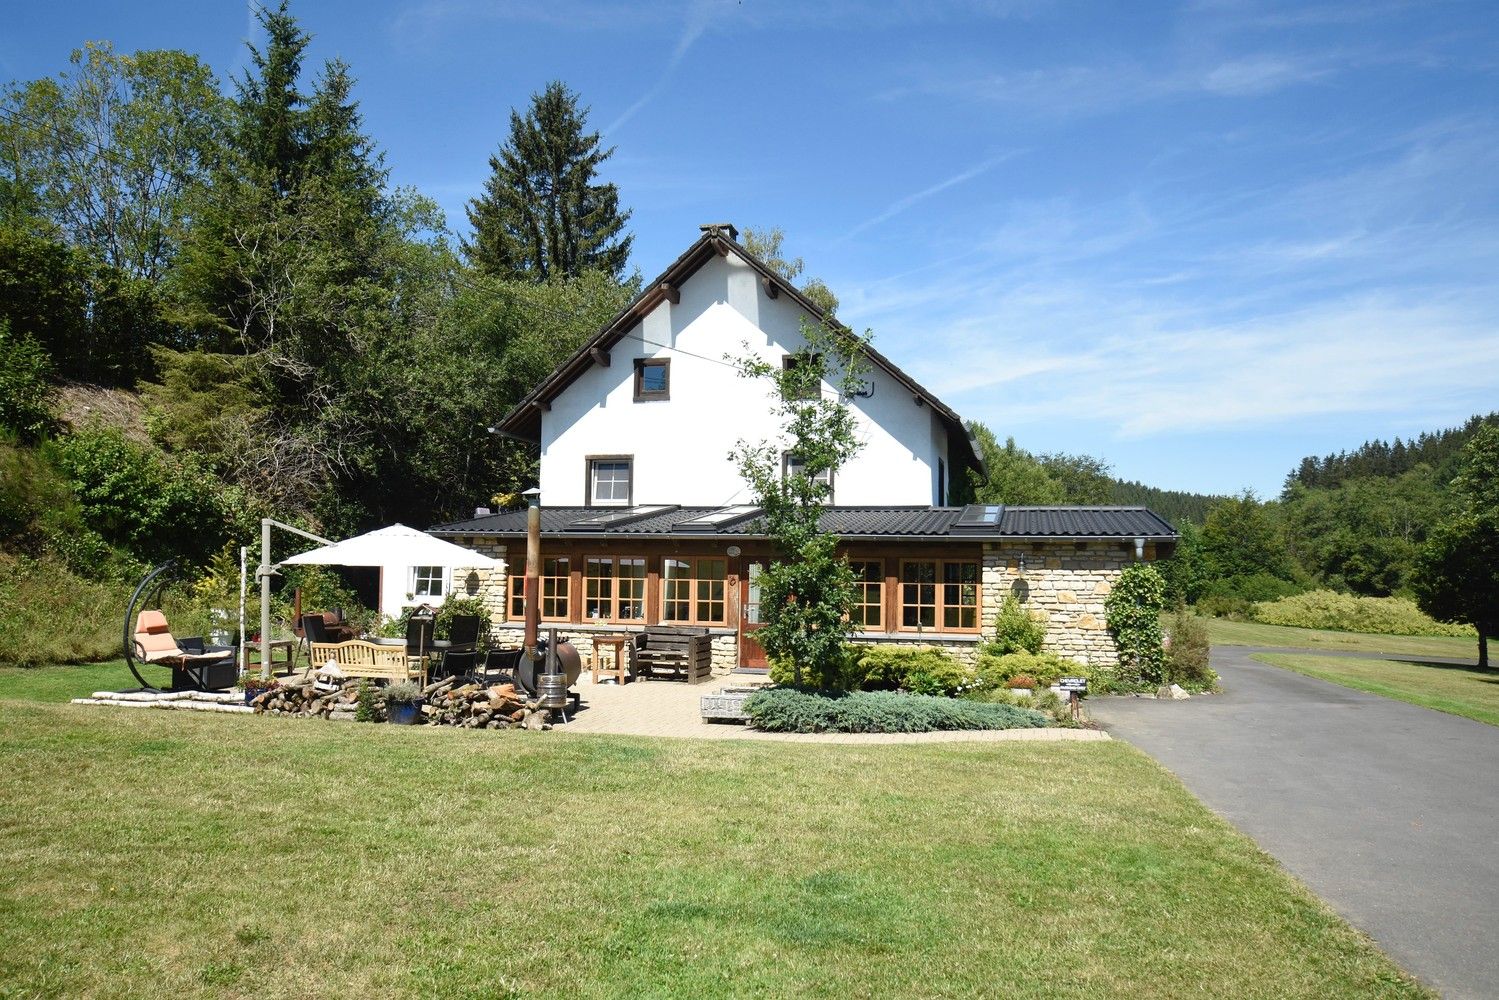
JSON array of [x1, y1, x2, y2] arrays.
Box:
[[1199, 617, 1478, 659], [1255, 653, 1499, 728], [0, 666, 1428, 999]]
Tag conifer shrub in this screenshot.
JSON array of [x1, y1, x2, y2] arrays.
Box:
[[743, 688, 1049, 734]]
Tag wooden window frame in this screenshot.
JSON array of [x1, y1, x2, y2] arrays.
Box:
[[848, 559, 883, 629], [633, 358, 670, 401], [583, 555, 648, 624], [508, 556, 572, 623], [585, 455, 633, 508], [661, 555, 728, 626], [898, 558, 981, 634]]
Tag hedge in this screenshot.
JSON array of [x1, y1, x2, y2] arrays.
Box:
[[744, 688, 1050, 734], [1250, 590, 1474, 638]]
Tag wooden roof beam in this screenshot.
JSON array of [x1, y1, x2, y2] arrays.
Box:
[[589, 347, 611, 367], [659, 282, 680, 304], [762, 276, 779, 299]]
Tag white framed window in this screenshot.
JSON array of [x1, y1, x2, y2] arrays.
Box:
[[783, 452, 834, 502], [412, 565, 445, 598], [588, 457, 632, 507]]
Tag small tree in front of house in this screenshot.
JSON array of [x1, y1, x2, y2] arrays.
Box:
[[730, 318, 870, 688], [1105, 563, 1168, 687]]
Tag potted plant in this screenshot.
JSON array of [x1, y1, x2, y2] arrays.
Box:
[[241, 673, 279, 706], [382, 681, 423, 725]]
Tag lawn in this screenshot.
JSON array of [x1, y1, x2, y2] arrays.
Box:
[[0, 666, 1428, 999], [1255, 652, 1499, 728], [1198, 617, 1478, 660]]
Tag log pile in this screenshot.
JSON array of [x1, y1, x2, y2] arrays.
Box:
[[250, 675, 553, 730], [251, 675, 361, 720], [419, 677, 552, 730]]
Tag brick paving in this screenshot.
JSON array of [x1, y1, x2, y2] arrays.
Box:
[[557, 676, 1109, 744]]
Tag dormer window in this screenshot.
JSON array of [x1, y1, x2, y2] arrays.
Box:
[[588, 456, 633, 507], [634, 358, 670, 401]]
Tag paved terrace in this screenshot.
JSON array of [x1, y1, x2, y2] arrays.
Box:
[[558, 675, 1109, 744]]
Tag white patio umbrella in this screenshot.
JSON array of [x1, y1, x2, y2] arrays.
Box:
[[279, 523, 500, 571]]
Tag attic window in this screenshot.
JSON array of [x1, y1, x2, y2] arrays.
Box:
[[634, 358, 670, 401], [781, 352, 822, 401], [588, 457, 633, 507]]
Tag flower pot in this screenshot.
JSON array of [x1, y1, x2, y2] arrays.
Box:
[[244, 688, 263, 706], [387, 700, 422, 725]]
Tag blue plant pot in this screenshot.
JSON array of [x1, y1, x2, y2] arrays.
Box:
[[388, 701, 421, 725]]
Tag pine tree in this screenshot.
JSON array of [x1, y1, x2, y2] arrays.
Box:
[[464, 81, 631, 282]]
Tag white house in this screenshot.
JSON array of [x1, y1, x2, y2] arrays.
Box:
[[433, 223, 1177, 672]]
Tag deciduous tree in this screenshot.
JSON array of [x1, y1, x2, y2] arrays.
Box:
[[1415, 425, 1499, 668]]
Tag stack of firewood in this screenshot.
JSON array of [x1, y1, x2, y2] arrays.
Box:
[[251, 675, 362, 720], [249, 674, 552, 730], [419, 677, 552, 730]]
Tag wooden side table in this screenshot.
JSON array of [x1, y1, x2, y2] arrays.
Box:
[[591, 634, 631, 684]]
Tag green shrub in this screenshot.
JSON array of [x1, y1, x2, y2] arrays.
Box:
[[1201, 573, 1306, 604], [0, 553, 132, 667], [0, 321, 55, 442], [1105, 564, 1167, 685], [1250, 590, 1474, 638], [1194, 593, 1252, 619], [990, 595, 1045, 654], [854, 645, 971, 696], [743, 688, 1049, 734], [974, 650, 1087, 690], [1163, 605, 1217, 691]]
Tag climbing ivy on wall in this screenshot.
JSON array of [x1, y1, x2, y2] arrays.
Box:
[[1105, 564, 1167, 687]]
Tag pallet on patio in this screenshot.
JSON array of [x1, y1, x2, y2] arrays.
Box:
[[631, 627, 713, 684]]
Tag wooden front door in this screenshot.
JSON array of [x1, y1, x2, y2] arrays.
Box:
[[738, 559, 768, 669]]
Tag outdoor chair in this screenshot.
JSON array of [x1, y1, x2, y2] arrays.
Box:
[[438, 648, 479, 681], [132, 610, 237, 691], [405, 616, 435, 684], [447, 614, 481, 647], [300, 614, 331, 644], [476, 646, 523, 686]]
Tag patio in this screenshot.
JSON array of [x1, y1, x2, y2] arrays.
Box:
[[561, 675, 1110, 744]]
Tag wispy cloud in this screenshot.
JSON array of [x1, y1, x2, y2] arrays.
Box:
[[604, 0, 723, 135], [843, 150, 1022, 240]]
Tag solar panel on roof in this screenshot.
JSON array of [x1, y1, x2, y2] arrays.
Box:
[[673, 505, 762, 532], [950, 504, 1004, 533], [565, 505, 677, 531]]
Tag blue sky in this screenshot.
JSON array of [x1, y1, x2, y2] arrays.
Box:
[[6, 1, 1498, 497]]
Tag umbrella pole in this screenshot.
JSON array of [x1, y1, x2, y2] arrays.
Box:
[[260, 519, 273, 681]]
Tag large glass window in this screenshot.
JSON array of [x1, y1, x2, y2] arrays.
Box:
[[588, 458, 632, 507], [662, 556, 728, 625], [783, 452, 834, 501], [900, 559, 980, 632], [848, 560, 883, 628], [584, 556, 647, 622], [508, 557, 571, 621]]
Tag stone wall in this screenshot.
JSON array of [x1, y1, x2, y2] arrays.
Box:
[[982, 540, 1139, 668], [447, 535, 1153, 673]]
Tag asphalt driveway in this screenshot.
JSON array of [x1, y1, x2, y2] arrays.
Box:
[[1091, 646, 1499, 999]]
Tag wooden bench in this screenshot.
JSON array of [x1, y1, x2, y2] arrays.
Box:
[[308, 640, 418, 683], [631, 627, 713, 684]]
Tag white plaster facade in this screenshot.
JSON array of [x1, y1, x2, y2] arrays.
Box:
[[538, 252, 957, 508]]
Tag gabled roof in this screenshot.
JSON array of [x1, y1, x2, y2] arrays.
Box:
[[492, 225, 984, 474], [430, 504, 1179, 542]]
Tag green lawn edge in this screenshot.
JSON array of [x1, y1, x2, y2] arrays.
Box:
[[1253, 652, 1499, 728], [1199, 617, 1478, 659]]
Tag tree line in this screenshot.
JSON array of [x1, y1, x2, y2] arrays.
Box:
[[1, 2, 634, 586]]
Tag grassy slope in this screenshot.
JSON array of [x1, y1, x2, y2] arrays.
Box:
[[1255, 653, 1499, 728], [1199, 617, 1478, 660], [0, 668, 1426, 999]]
